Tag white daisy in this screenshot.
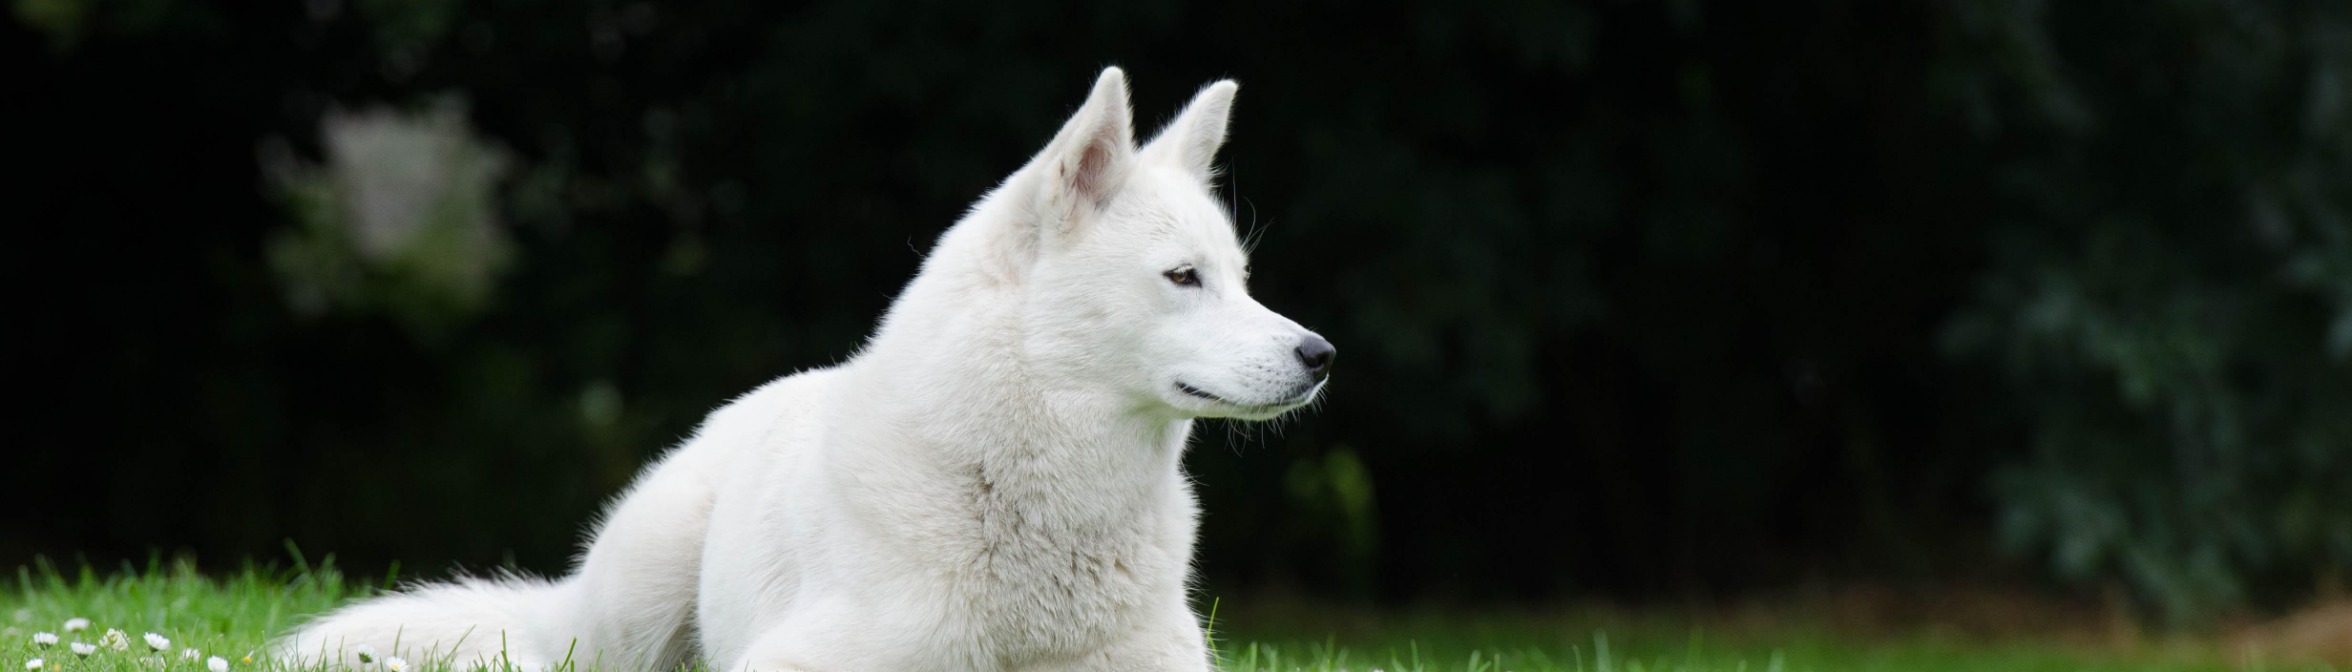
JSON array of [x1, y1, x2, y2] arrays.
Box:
[[23, 658, 41, 671], [100, 629, 129, 651], [143, 633, 169, 652], [354, 644, 377, 664], [206, 656, 228, 672], [32, 632, 58, 648], [61, 619, 87, 634], [383, 656, 407, 672], [70, 641, 97, 657], [181, 648, 202, 661]]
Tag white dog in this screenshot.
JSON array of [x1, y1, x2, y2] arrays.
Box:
[[277, 67, 1334, 672]]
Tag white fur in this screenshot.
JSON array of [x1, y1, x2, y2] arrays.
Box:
[[275, 68, 1332, 672]]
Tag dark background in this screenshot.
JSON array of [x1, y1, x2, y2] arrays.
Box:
[[9, 0, 2350, 626]]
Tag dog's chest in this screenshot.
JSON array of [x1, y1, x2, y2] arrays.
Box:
[[952, 476, 1188, 660]]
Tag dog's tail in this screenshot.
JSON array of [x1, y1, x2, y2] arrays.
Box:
[[274, 574, 577, 670]]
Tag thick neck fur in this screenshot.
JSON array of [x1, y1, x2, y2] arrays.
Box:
[[836, 177, 1191, 534]]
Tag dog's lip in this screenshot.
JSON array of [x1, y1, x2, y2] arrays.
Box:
[[1174, 381, 1317, 411], [1175, 382, 1221, 402]]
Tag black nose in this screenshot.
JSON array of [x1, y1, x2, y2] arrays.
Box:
[[1294, 335, 1336, 380]]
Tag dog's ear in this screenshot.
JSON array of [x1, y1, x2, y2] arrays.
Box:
[[1142, 80, 1237, 182], [1032, 67, 1136, 231]]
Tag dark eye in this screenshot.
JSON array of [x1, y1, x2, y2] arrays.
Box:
[[1163, 266, 1199, 287]]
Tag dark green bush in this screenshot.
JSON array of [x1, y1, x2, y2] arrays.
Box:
[[1939, 0, 2352, 622]]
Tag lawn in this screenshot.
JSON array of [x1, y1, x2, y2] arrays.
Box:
[[1208, 600, 2335, 672], [1, 559, 2336, 672]]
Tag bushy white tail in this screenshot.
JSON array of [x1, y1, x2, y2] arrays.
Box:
[[276, 576, 574, 670]]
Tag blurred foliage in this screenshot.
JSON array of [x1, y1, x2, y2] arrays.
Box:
[[9, 0, 178, 51], [8, 0, 2349, 624], [1939, 0, 2352, 623]]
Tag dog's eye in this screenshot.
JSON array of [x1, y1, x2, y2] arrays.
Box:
[[1163, 266, 1199, 287]]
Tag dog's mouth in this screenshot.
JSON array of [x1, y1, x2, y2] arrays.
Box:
[[1174, 381, 1318, 414], [1175, 382, 1223, 402]]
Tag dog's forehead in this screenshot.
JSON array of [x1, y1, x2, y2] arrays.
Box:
[[1134, 168, 1240, 251]]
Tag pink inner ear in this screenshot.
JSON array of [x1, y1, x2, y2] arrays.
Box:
[[1074, 140, 1117, 203]]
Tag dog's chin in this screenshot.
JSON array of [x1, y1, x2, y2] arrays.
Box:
[[1169, 381, 1321, 421]]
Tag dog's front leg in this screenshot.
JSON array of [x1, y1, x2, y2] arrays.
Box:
[[726, 598, 943, 672], [726, 634, 885, 672], [1027, 602, 1211, 672]]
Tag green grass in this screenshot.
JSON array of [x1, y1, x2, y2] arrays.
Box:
[[0, 559, 2337, 672], [1208, 603, 2335, 672], [1202, 595, 2348, 672], [3, 558, 356, 672]]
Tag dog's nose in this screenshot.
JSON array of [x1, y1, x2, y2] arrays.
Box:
[[1294, 335, 1335, 380]]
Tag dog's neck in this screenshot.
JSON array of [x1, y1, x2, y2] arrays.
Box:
[[843, 235, 1193, 529]]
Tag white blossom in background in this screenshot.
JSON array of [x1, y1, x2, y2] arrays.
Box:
[[262, 96, 515, 327], [382, 656, 408, 672], [355, 644, 377, 664], [31, 632, 57, 648], [70, 642, 95, 657], [61, 619, 87, 633], [24, 658, 41, 670], [100, 628, 128, 651], [326, 102, 509, 263], [182, 648, 202, 661], [207, 656, 229, 672], [143, 632, 168, 652]]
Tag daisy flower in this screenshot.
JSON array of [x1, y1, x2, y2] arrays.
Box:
[[100, 629, 129, 652], [70, 642, 96, 657], [354, 645, 377, 664], [206, 656, 228, 672], [23, 658, 41, 671], [61, 620, 88, 634], [181, 649, 202, 661], [32, 632, 58, 648], [383, 656, 407, 672], [143, 633, 168, 652]]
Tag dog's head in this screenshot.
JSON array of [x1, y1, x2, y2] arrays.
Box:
[[1001, 68, 1332, 421]]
